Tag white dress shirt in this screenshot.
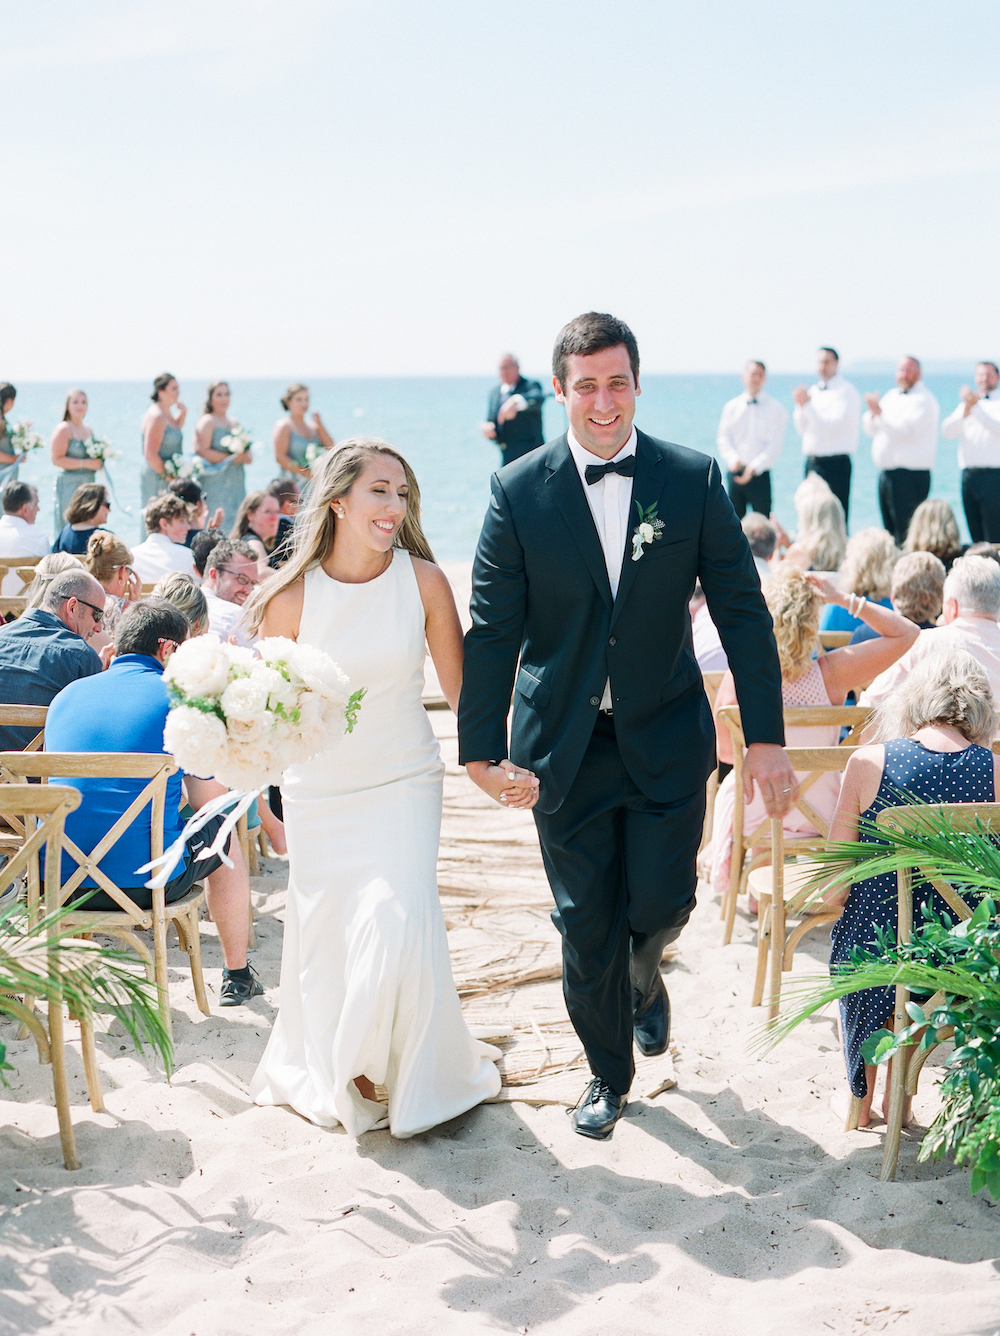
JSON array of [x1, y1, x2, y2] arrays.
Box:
[[862, 379, 940, 471], [692, 601, 728, 673], [499, 382, 527, 416], [793, 373, 861, 458], [567, 426, 637, 708], [130, 532, 197, 584], [204, 589, 254, 648], [941, 390, 1000, 469], [0, 513, 50, 595], [716, 391, 787, 476], [861, 616, 1000, 709]]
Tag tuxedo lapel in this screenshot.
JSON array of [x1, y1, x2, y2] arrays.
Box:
[[544, 437, 613, 611], [609, 433, 666, 630]]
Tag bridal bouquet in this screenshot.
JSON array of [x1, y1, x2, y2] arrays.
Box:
[[162, 455, 204, 480], [8, 422, 44, 456], [162, 635, 365, 789], [218, 423, 254, 457], [86, 436, 121, 464]]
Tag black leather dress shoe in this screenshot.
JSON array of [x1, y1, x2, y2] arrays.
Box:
[[632, 972, 671, 1057], [570, 1077, 627, 1140]]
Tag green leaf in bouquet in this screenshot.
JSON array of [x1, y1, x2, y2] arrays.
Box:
[[345, 687, 366, 734]]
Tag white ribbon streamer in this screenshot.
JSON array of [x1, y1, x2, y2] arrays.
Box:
[[136, 786, 264, 890]]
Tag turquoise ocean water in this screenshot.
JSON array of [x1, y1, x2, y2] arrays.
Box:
[[7, 374, 974, 559]]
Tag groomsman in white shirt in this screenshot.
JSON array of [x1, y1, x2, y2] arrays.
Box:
[[715, 360, 788, 519], [793, 347, 861, 522], [942, 361, 1000, 543], [862, 356, 939, 546]]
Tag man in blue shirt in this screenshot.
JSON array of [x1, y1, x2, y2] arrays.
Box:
[[45, 600, 262, 1006], [0, 567, 105, 749]]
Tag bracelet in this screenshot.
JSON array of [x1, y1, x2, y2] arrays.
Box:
[[846, 593, 867, 619]]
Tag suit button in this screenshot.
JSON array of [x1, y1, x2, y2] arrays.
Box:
[[608, 636, 616, 646], [590, 696, 600, 706]]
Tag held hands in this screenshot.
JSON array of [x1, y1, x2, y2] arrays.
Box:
[[744, 743, 797, 818], [466, 759, 540, 810], [733, 467, 755, 486]]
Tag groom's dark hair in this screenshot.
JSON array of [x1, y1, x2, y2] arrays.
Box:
[[552, 312, 640, 390]]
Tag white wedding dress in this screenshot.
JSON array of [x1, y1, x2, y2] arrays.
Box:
[[250, 551, 501, 1137]]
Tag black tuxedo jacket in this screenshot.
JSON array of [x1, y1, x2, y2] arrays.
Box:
[[458, 429, 784, 814], [487, 376, 545, 462]]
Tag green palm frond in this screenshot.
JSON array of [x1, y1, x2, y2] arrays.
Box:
[[0, 902, 173, 1076]]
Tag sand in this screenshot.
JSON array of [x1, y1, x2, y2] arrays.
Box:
[[2, 566, 999, 1335]]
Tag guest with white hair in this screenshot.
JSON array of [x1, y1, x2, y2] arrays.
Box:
[[820, 527, 898, 634], [779, 473, 847, 573], [861, 554, 1000, 708], [823, 648, 1000, 1126], [741, 512, 777, 584]]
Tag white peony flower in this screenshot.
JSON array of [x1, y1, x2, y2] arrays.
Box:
[[249, 663, 299, 713], [220, 675, 271, 723], [221, 735, 281, 788], [164, 635, 232, 700], [227, 644, 255, 675], [638, 522, 655, 542], [226, 713, 268, 744], [285, 642, 350, 702], [163, 706, 229, 778]]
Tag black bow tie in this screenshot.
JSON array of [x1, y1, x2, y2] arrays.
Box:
[[748, 397, 758, 404], [585, 455, 636, 486]]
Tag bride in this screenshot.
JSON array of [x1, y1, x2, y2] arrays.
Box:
[[246, 438, 538, 1137]]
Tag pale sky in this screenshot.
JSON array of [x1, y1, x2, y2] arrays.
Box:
[[5, 1, 1000, 379]]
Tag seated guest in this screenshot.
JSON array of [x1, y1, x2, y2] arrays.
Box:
[[779, 473, 847, 573], [965, 540, 1000, 562], [861, 554, 1000, 708], [151, 571, 209, 636], [820, 527, 898, 634], [131, 494, 197, 583], [83, 531, 139, 649], [850, 551, 945, 644], [191, 526, 224, 579], [690, 580, 727, 672], [167, 476, 224, 546], [266, 478, 300, 570], [44, 601, 263, 1006], [824, 648, 1000, 1126], [0, 483, 49, 594], [52, 483, 111, 555], [23, 553, 83, 610], [202, 539, 259, 645], [708, 565, 918, 899], [0, 568, 104, 749], [903, 498, 962, 571], [230, 490, 281, 572], [741, 512, 777, 585]]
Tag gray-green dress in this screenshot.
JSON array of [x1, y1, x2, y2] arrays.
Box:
[[141, 420, 183, 505], [0, 429, 17, 485], [53, 435, 95, 533], [200, 424, 247, 533]]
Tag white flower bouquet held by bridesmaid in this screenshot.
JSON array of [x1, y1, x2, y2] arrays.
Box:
[[162, 634, 365, 790], [9, 421, 44, 455], [218, 423, 254, 457], [85, 436, 121, 464], [162, 454, 204, 480]]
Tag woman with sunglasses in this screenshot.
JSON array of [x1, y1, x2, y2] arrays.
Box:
[[52, 482, 112, 555]]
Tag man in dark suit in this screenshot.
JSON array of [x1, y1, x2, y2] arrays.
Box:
[[459, 313, 795, 1140], [481, 353, 545, 464]]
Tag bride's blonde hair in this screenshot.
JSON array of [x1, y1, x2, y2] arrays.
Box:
[[244, 437, 435, 633]]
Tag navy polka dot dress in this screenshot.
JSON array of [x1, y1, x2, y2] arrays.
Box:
[[830, 737, 994, 1097]]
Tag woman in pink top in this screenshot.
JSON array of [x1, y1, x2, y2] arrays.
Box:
[[708, 565, 918, 899]]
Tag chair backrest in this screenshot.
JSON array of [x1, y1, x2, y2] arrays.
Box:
[[702, 670, 725, 712], [875, 802, 1000, 931], [0, 705, 48, 756], [818, 630, 852, 652], [140, 582, 157, 597], [0, 753, 177, 923], [718, 703, 874, 753], [0, 596, 27, 619], [0, 784, 81, 912], [0, 556, 43, 597]]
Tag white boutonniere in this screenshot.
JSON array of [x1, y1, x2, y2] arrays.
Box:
[[631, 501, 665, 561]]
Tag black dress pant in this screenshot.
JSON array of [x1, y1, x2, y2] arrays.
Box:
[[805, 454, 852, 522], [532, 713, 704, 1096], [878, 468, 931, 546], [726, 469, 772, 519], [961, 468, 1000, 544]]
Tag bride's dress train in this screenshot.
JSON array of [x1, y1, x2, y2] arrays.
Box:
[[250, 552, 500, 1137]]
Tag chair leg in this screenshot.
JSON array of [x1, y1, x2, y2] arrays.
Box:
[[751, 897, 771, 1008], [152, 908, 172, 1041], [178, 904, 210, 1018], [77, 1014, 105, 1114], [47, 999, 80, 1171], [881, 980, 910, 1181], [844, 1095, 863, 1132], [247, 893, 258, 950], [722, 843, 745, 944], [699, 772, 718, 854], [766, 848, 786, 1023]]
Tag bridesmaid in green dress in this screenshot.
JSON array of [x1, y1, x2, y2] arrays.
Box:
[[0, 383, 18, 481], [141, 372, 188, 505], [272, 382, 334, 480], [50, 388, 102, 534], [194, 381, 251, 534]]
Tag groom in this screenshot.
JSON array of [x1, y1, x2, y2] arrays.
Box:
[[459, 312, 795, 1139]]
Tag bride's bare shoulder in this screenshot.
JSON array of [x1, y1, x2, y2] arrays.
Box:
[[260, 577, 305, 639], [410, 556, 454, 600]]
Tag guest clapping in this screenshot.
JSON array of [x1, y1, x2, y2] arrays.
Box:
[[793, 347, 861, 522], [863, 357, 939, 545], [194, 381, 249, 534], [941, 361, 1000, 543], [53, 483, 111, 555], [716, 360, 787, 519], [131, 494, 197, 583], [141, 373, 187, 505], [231, 490, 281, 573], [273, 383, 333, 478], [50, 388, 101, 535]]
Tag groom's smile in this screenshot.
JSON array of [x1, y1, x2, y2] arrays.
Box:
[[554, 345, 640, 459]]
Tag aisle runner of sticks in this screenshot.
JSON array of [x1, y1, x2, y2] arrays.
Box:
[[438, 744, 677, 1106]]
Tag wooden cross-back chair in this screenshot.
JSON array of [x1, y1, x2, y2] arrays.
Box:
[[0, 782, 93, 1170], [746, 746, 858, 1019], [717, 703, 874, 944], [140, 582, 158, 597], [0, 558, 42, 619], [818, 630, 852, 652], [845, 802, 1000, 1183], [0, 753, 210, 1038], [0, 706, 49, 855], [699, 670, 727, 854]]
